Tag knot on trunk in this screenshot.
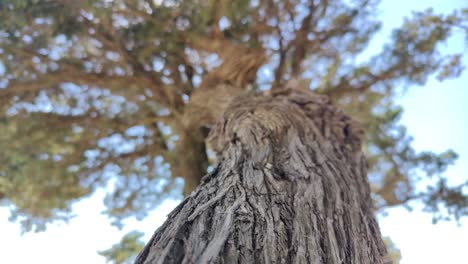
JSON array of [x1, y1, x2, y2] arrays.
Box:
[[208, 89, 364, 165]]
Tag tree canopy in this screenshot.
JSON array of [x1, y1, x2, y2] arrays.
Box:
[[0, 0, 466, 252]]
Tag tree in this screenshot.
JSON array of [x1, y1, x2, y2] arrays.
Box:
[[0, 0, 466, 261], [135, 88, 391, 263]]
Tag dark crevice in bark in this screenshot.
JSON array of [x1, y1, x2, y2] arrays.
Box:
[[136, 89, 389, 264]]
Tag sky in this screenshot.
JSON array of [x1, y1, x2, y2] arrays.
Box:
[[371, 1, 468, 263], [0, 1, 467, 263], [379, 73, 468, 264]]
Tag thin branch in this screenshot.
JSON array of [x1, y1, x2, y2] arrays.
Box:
[[273, 25, 287, 88], [290, 2, 316, 77]]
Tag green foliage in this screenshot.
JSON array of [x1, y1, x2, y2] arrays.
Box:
[[0, 115, 90, 232], [383, 236, 402, 264], [99, 231, 145, 264], [0, 0, 467, 260]]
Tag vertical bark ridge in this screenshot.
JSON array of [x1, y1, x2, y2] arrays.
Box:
[[136, 89, 388, 264]]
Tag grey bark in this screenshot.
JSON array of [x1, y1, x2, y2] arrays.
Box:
[[135, 89, 389, 264]]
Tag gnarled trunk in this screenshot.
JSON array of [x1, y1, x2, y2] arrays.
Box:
[[136, 89, 388, 264]]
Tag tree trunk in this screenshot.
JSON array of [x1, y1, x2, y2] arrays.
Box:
[[176, 127, 209, 196], [135, 89, 389, 264]]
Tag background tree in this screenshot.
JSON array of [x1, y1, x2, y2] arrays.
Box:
[[0, 0, 466, 262]]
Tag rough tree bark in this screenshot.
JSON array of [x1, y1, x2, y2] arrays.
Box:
[[135, 88, 389, 264], [176, 39, 266, 195]]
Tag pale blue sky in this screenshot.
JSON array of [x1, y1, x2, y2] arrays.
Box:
[[1, 1, 467, 263]]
